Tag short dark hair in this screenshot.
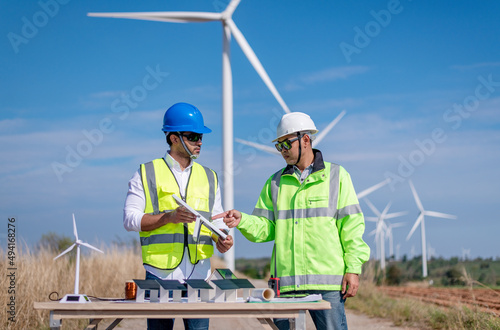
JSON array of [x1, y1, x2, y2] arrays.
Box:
[[166, 132, 179, 146]]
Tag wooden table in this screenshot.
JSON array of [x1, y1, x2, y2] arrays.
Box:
[[34, 300, 330, 330]]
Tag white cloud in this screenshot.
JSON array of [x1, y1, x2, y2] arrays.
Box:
[[284, 66, 370, 91]]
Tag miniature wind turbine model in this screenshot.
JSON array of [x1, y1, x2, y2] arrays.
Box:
[[53, 214, 103, 303], [406, 180, 457, 278], [88, 0, 293, 270]]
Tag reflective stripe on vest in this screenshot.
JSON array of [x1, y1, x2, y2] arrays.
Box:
[[280, 274, 344, 287], [139, 158, 217, 269], [140, 233, 213, 246], [268, 164, 361, 221]]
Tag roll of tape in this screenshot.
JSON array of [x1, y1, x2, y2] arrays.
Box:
[[125, 280, 137, 300]]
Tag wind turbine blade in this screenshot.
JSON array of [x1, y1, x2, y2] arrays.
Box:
[[406, 213, 423, 241], [357, 178, 391, 199], [381, 202, 393, 218], [225, 19, 291, 114], [386, 211, 408, 219], [424, 210, 457, 219], [235, 138, 280, 155], [87, 11, 222, 23], [223, 0, 241, 17], [313, 110, 346, 147], [53, 243, 76, 260], [72, 213, 78, 240], [365, 216, 378, 223], [390, 222, 406, 229], [363, 198, 381, 217], [408, 180, 424, 211], [80, 242, 104, 254]]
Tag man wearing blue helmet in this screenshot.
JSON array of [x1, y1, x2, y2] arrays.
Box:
[[123, 102, 233, 330]]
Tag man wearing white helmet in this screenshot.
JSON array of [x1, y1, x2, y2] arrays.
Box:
[[123, 102, 233, 330], [214, 112, 370, 330]]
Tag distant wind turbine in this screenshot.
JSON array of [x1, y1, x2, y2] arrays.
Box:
[[385, 221, 405, 260], [365, 199, 407, 270], [461, 247, 471, 261], [406, 180, 457, 278], [54, 214, 103, 303], [89, 0, 292, 270]]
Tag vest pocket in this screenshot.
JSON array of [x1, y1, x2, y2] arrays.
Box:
[[307, 195, 328, 208]]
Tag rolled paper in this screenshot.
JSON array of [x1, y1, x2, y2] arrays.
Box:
[[250, 288, 275, 301]]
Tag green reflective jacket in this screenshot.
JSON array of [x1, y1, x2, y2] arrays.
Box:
[[238, 150, 370, 292], [139, 158, 217, 270]]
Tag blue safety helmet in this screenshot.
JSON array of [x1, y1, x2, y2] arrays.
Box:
[[161, 102, 212, 134]]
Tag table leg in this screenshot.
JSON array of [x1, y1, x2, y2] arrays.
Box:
[[290, 310, 306, 330], [49, 311, 61, 330], [105, 318, 123, 330], [257, 318, 279, 330], [85, 318, 102, 329]]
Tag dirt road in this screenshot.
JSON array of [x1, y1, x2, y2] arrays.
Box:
[[106, 309, 408, 329]]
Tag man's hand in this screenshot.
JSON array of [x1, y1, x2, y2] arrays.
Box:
[[341, 273, 360, 299], [168, 206, 197, 224], [215, 234, 233, 253], [212, 209, 242, 228]]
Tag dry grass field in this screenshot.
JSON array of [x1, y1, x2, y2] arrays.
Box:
[[2, 244, 500, 329], [1, 244, 145, 329], [346, 263, 500, 329]]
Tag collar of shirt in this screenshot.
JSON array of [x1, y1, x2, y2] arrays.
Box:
[[294, 163, 314, 184], [165, 150, 193, 173]]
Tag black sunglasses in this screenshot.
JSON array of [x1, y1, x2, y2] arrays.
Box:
[[180, 132, 203, 142], [275, 136, 300, 152]]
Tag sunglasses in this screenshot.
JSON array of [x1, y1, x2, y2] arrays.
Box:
[[180, 132, 203, 142], [275, 136, 300, 152]]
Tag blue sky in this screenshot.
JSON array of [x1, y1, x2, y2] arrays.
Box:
[[1, 0, 500, 262]]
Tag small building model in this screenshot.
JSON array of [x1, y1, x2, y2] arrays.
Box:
[[211, 278, 255, 302], [133, 279, 161, 303], [155, 280, 187, 303], [211, 279, 239, 302], [230, 278, 255, 300], [207, 268, 238, 300], [185, 279, 213, 303]]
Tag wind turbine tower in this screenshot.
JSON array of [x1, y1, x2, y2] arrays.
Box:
[[406, 180, 457, 278], [89, 0, 296, 270]]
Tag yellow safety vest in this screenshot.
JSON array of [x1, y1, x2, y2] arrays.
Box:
[[238, 150, 370, 292], [139, 158, 217, 270]]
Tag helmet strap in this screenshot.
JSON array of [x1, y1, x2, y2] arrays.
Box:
[[294, 132, 302, 166], [178, 132, 199, 160]]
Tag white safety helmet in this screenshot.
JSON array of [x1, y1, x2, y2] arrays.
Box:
[[272, 112, 318, 142]]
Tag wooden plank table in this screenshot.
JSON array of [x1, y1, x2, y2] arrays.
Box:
[[34, 300, 330, 330]]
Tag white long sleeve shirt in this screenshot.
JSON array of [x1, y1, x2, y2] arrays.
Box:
[[123, 152, 226, 281]]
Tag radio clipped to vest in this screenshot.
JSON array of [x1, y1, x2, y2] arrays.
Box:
[[172, 194, 228, 241]]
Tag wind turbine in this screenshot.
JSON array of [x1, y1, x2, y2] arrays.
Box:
[[54, 214, 103, 303], [88, 0, 294, 270], [406, 180, 457, 278], [385, 221, 405, 260], [364, 199, 406, 270]]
